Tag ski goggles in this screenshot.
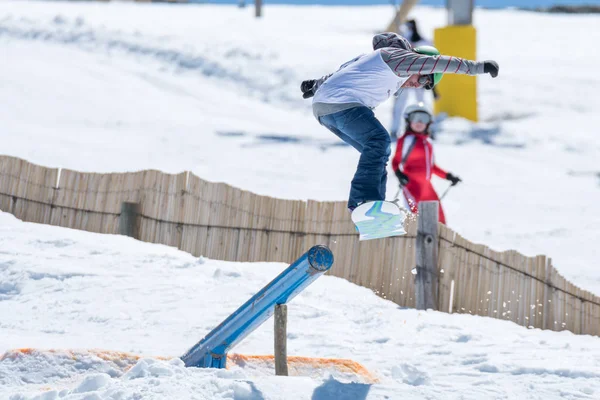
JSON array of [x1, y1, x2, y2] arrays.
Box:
[[417, 74, 434, 90], [407, 111, 432, 124]]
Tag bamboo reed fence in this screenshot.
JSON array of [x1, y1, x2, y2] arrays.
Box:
[[1, 155, 599, 336]]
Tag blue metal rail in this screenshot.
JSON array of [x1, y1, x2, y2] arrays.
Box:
[[181, 245, 334, 368]]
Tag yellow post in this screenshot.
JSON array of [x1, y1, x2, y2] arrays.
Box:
[[433, 25, 477, 122]]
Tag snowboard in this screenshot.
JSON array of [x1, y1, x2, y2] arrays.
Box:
[[351, 201, 408, 241]]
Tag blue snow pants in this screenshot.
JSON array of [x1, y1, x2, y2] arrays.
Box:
[[318, 106, 391, 210]]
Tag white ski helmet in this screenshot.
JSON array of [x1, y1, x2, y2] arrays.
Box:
[[404, 102, 433, 121], [404, 102, 434, 134]]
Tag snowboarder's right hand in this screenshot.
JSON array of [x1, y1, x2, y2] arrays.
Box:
[[395, 170, 409, 187], [483, 61, 499, 78], [301, 79, 316, 99]]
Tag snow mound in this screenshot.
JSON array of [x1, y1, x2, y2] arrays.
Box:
[[0, 349, 165, 386], [1, 349, 376, 400], [227, 354, 378, 383]]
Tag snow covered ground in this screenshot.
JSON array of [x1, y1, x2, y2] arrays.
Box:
[[2, 2, 599, 295], [2, 211, 600, 400], [1, 1, 600, 398]]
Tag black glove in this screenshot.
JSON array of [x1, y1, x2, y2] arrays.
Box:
[[446, 172, 462, 186], [301, 79, 316, 99], [483, 61, 499, 78], [395, 170, 410, 187]]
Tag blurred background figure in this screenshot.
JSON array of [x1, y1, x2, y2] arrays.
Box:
[[401, 19, 430, 48], [391, 102, 461, 224], [389, 19, 439, 139]]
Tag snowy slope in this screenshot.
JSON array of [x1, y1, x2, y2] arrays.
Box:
[[1, 2, 599, 296], [2, 211, 600, 400], [1, 4, 600, 397]]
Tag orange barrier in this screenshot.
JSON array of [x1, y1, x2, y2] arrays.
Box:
[[1, 349, 378, 383]]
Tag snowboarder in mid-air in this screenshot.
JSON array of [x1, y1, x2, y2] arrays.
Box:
[[301, 32, 499, 218]]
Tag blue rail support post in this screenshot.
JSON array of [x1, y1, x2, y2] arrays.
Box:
[[181, 245, 334, 368]]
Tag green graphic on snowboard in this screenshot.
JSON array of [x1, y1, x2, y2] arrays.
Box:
[[351, 201, 407, 241]]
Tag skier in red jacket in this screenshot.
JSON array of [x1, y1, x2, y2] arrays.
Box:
[[391, 103, 460, 224]]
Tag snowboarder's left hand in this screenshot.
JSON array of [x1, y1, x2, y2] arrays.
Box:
[[483, 61, 499, 78], [301, 79, 316, 99], [446, 172, 461, 186]]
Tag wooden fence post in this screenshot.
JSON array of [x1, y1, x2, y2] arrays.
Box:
[[415, 201, 439, 310], [274, 304, 288, 376], [119, 202, 140, 239], [255, 0, 262, 17]]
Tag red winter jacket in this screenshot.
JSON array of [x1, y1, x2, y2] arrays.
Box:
[[392, 131, 448, 223]]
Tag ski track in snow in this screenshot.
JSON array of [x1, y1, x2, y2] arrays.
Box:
[[0, 13, 300, 107]]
